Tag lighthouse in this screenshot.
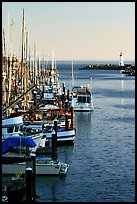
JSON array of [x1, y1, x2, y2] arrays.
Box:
[[119, 52, 124, 66]]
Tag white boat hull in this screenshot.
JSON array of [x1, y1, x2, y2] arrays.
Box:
[[45, 128, 76, 144], [30, 132, 44, 151], [24, 120, 44, 131], [2, 115, 24, 139], [2, 115, 23, 127], [72, 100, 94, 112], [72, 85, 94, 112], [72, 98, 94, 112], [2, 115, 44, 151], [2, 159, 68, 175]]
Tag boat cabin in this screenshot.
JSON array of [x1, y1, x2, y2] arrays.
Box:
[[77, 95, 91, 103]]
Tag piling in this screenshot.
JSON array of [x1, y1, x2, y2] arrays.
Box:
[[62, 92, 65, 102], [31, 154, 37, 200], [65, 112, 69, 130], [51, 119, 58, 160], [25, 167, 32, 202], [33, 90, 37, 107], [59, 100, 63, 114], [71, 104, 74, 128], [54, 118, 58, 133], [51, 130, 57, 160], [26, 146, 30, 157], [42, 85, 44, 93], [65, 99, 68, 112], [62, 82, 65, 95], [67, 89, 70, 102]]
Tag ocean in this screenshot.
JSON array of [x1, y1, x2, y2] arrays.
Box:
[[36, 61, 135, 202]]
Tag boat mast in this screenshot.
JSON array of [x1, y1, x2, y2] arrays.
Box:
[[28, 45, 31, 86], [2, 29, 6, 57], [50, 49, 55, 85], [34, 42, 37, 85], [7, 16, 14, 115], [71, 53, 74, 87], [90, 77, 93, 91], [21, 8, 25, 96], [52, 49, 54, 71], [2, 29, 7, 107], [37, 51, 40, 87], [42, 49, 45, 83], [21, 8, 28, 111], [24, 24, 28, 111]]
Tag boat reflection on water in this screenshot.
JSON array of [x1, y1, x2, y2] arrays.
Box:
[[36, 175, 66, 202]]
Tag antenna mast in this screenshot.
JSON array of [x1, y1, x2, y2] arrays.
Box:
[[71, 53, 74, 87]]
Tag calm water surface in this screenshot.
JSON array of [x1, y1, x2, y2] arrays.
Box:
[[36, 63, 135, 202]]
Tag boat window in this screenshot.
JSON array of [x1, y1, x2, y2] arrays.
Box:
[[20, 125, 23, 132], [78, 96, 83, 102], [87, 96, 91, 103], [83, 97, 86, 103], [7, 127, 14, 133], [15, 126, 19, 132]]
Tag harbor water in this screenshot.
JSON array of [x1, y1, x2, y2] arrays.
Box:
[[36, 62, 135, 202]]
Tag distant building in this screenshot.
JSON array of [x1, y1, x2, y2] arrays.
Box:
[[119, 52, 124, 66]]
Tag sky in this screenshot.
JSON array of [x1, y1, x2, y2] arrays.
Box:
[[2, 2, 135, 61]]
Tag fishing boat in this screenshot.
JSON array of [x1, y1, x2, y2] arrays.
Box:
[[23, 120, 47, 148], [44, 125, 76, 145], [2, 136, 37, 155], [71, 57, 94, 112], [2, 114, 24, 139], [2, 157, 69, 176], [38, 99, 76, 145], [2, 114, 44, 151], [71, 85, 94, 112], [2, 136, 69, 176]]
